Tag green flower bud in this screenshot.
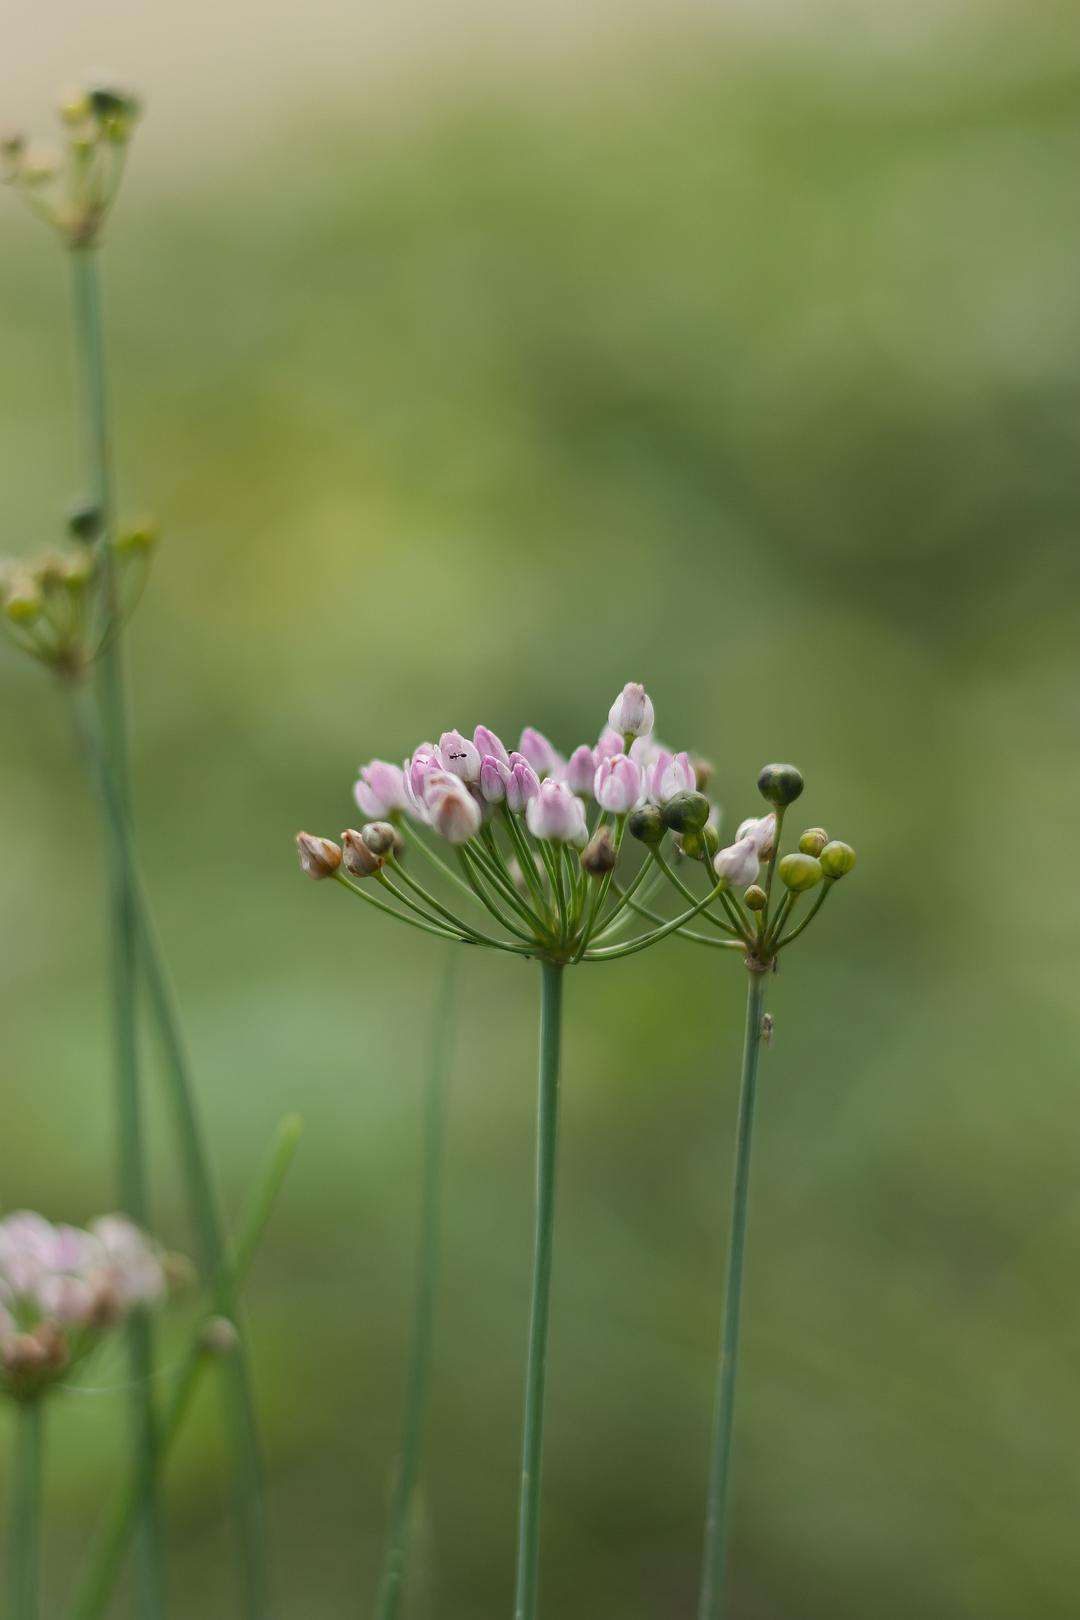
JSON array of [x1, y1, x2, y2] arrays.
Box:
[[627, 804, 665, 846], [702, 822, 720, 857], [61, 552, 95, 593], [778, 852, 822, 892], [581, 827, 618, 876], [692, 755, 714, 792], [114, 520, 159, 556], [87, 87, 140, 123], [819, 840, 856, 879], [757, 763, 804, 808], [744, 884, 767, 912], [4, 580, 41, 624], [798, 827, 828, 857], [59, 93, 91, 127], [661, 790, 711, 835], [68, 499, 104, 541]]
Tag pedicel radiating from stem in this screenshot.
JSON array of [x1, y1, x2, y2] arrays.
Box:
[[375, 959, 459, 1620]]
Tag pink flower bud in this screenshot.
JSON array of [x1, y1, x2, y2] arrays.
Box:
[[354, 760, 408, 820], [402, 744, 443, 822], [566, 744, 597, 795], [518, 727, 561, 777], [594, 753, 643, 814], [595, 726, 624, 761], [438, 730, 481, 783], [506, 759, 541, 812], [607, 681, 654, 740], [735, 813, 777, 859], [473, 726, 510, 768], [424, 772, 482, 844], [526, 779, 588, 845], [648, 749, 696, 804], [296, 832, 342, 880], [713, 837, 760, 889], [479, 755, 510, 803]]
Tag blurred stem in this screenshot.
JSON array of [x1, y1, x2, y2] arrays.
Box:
[[775, 881, 832, 952], [71, 687, 272, 1620], [375, 959, 458, 1620], [8, 1399, 44, 1620], [697, 969, 768, 1620], [66, 1117, 303, 1620], [70, 242, 165, 1620], [513, 961, 563, 1620]]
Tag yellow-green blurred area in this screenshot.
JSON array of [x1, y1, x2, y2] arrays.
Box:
[[2, 0, 1079, 1613]]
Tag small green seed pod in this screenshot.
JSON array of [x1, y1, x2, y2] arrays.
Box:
[[798, 827, 828, 857], [68, 499, 103, 542], [778, 852, 822, 892], [819, 840, 856, 879], [744, 884, 767, 912], [757, 763, 804, 808], [628, 804, 665, 846], [661, 790, 711, 834]]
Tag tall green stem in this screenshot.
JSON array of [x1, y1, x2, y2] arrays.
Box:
[[513, 961, 564, 1620], [70, 243, 164, 1620], [67, 1117, 302, 1620], [697, 968, 768, 1620], [8, 1399, 44, 1620], [375, 958, 458, 1620], [71, 688, 271, 1619]]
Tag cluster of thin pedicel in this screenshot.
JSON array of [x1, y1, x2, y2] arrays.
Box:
[[297, 680, 855, 968], [2, 87, 300, 1620]]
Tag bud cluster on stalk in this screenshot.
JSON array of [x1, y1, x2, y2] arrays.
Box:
[[295, 681, 854, 970], [0, 1210, 183, 1402], [0, 516, 159, 679], [2, 85, 140, 246]]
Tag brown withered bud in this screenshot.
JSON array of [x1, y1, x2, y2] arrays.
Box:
[[692, 755, 714, 792], [296, 832, 342, 880], [581, 826, 618, 877], [340, 828, 383, 878]]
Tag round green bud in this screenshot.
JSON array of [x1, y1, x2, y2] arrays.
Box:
[[757, 763, 804, 808], [113, 520, 159, 556], [59, 93, 91, 127], [87, 87, 139, 122], [744, 884, 767, 912], [702, 822, 720, 857], [61, 553, 95, 593], [628, 804, 665, 846], [5, 583, 41, 624], [798, 827, 828, 857], [778, 852, 822, 892], [680, 829, 705, 858], [68, 499, 104, 542], [661, 790, 711, 835], [819, 840, 856, 879]]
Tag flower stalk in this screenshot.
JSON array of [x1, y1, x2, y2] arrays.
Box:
[[513, 960, 563, 1620], [7, 1397, 45, 1620]]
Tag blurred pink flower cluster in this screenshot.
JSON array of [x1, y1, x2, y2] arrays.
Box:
[[0, 1209, 171, 1398]]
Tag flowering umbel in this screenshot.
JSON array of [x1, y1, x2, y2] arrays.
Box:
[[0, 1210, 179, 1401], [2, 85, 140, 247]]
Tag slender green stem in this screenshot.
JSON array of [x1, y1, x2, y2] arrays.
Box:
[[652, 849, 739, 936], [70, 242, 165, 1620], [375, 959, 458, 1620], [601, 886, 745, 950], [8, 1399, 44, 1620], [66, 1117, 303, 1620], [334, 871, 466, 942], [500, 809, 553, 925], [697, 969, 769, 1620], [513, 962, 564, 1620], [775, 881, 832, 951], [71, 688, 271, 1618], [457, 847, 540, 944], [584, 882, 731, 960]]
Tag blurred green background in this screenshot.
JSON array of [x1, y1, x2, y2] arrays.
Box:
[[3, 1, 1080, 1614]]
